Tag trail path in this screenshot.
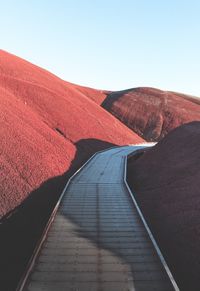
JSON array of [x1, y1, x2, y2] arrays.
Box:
[[19, 145, 178, 291]]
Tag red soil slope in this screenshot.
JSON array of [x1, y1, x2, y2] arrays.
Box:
[[102, 87, 200, 141], [0, 50, 143, 218], [0, 50, 143, 290], [69, 82, 108, 104], [127, 121, 200, 291]]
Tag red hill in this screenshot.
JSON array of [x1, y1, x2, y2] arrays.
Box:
[[0, 50, 143, 290], [0, 50, 143, 217], [102, 87, 200, 141], [127, 121, 200, 290]]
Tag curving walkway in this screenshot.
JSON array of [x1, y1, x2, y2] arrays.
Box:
[[19, 145, 178, 291]]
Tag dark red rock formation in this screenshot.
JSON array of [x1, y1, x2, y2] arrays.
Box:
[[127, 121, 200, 290], [102, 87, 200, 141]]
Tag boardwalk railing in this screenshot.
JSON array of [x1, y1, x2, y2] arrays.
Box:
[[124, 152, 179, 291]]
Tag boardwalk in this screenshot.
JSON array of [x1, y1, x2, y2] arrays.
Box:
[[19, 145, 177, 291]]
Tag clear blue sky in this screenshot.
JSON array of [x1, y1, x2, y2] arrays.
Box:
[[1, 0, 200, 96]]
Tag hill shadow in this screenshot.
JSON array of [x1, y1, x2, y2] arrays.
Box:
[[101, 88, 134, 110], [0, 138, 116, 291]]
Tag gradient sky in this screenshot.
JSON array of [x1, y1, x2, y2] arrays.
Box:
[[1, 0, 200, 96]]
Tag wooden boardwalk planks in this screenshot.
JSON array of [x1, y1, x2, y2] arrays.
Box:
[[20, 146, 177, 291]]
